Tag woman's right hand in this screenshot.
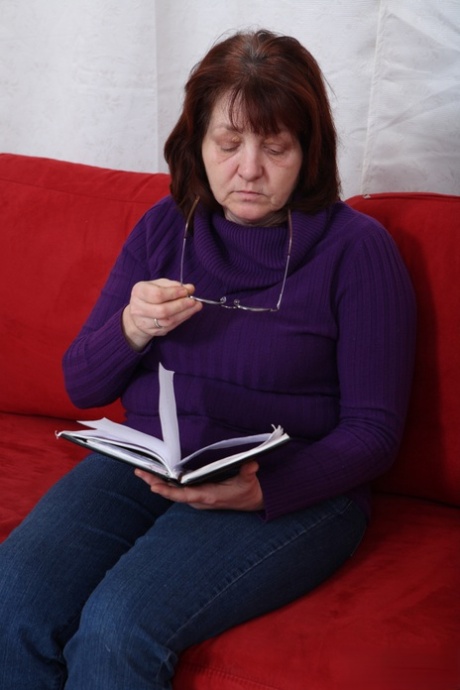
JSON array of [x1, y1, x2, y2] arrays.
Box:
[[122, 279, 202, 351]]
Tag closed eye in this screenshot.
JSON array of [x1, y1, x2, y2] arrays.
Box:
[[266, 147, 285, 156]]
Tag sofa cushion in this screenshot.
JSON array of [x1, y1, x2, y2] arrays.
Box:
[[347, 193, 460, 508], [0, 154, 170, 420], [175, 494, 460, 690], [0, 412, 85, 540], [176, 495, 460, 690], [1, 410, 458, 690]]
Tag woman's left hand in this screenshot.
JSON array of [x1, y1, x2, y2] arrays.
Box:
[[135, 461, 264, 511]]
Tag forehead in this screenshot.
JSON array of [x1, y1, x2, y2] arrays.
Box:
[[208, 93, 245, 129], [207, 91, 285, 135]]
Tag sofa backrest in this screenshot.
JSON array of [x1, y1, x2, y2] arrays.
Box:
[[0, 153, 170, 422], [347, 193, 460, 508], [1, 155, 458, 508]]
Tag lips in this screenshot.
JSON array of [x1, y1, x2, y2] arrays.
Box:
[[234, 190, 263, 198]]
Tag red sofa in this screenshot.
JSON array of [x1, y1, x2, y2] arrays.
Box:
[[1, 153, 459, 690]]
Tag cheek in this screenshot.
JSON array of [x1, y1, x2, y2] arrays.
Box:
[[286, 162, 302, 194], [275, 171, 300, 201], [206, 168, 223, 193], [206, 162, 232, 194]]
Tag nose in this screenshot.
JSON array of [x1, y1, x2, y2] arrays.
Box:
[[238, 145, 263, 181]]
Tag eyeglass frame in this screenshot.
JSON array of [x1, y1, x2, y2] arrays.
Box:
[[179, 197, 293, 313]]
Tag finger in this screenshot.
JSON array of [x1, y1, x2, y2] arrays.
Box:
[[134, 469, 174, 491], [238, 461, 260, 477], [135, 469, 222, 507], [152, 278, 195, 292], [134, 470, 194, 501], [134, 469, 158, 484], [154, 281, 197, 298], [130, 282, 201, 331], [137, 281, 191, 305], [151, 297, 202, 332]]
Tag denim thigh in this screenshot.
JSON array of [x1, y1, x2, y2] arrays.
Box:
[[64, 493, 366, 689], [0, 453, 172, 689], [0, 452, 367, 690]]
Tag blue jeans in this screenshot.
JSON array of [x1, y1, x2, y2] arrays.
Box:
[[0, 453, 366, 690]]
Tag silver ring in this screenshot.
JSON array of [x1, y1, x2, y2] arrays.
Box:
[[153, 318, 163, 329]]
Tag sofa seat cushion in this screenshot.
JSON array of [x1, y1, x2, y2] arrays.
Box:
[[1, 411, 458, 689], [176, 495, 460, 690], [0, 412, 85, 539]]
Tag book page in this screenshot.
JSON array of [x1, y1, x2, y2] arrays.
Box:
[[180, 426, 289, 484], [158, 364, 181, 466], [74, 418, 171, 465], [58, 365, 289, 483]]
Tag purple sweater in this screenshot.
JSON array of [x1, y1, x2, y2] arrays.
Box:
[[63, 197, 416, 521]]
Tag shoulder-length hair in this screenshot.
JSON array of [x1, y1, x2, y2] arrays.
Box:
[[164, 30, 340, 217]]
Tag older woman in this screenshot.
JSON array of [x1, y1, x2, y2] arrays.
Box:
[[0, 30, 416, 689]]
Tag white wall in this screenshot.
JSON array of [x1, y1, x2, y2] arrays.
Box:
[[0, 0, 459, 198]]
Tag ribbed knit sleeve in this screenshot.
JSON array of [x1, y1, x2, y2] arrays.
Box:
[[62, 199, 181, 408], [257, 221, 416, 521]]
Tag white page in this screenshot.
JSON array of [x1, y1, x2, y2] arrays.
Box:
[[177, 431, 276, 465], [180, 427, 289, 484], [76, 417, 172, 465], [158, 364, 181, 465]]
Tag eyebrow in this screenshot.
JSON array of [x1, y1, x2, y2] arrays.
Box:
[[211, 124, 292, 138], [211, 124, 240, 133]]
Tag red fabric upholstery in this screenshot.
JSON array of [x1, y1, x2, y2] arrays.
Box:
[[0, 153, 170, 421], [177, 497, 460, 690], [347, 193, 460, 509], [1, 155, 459, 689]]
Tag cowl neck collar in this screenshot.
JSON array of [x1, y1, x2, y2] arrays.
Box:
[[187, 204, 335, 293]]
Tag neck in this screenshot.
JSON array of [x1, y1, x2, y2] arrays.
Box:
[[224, 208, 288, 227]]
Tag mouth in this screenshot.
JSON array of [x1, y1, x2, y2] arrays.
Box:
[[234, 190, 263, 199]]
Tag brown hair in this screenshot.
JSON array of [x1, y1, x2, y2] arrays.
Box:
[[164, 29, 340, 217]]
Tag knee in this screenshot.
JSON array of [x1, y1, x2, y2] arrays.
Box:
[[0, 553, 66, 668], [71, 568, 182, 653], [71, 593, 128, 657], [0, 547, 46, 637], [65, 587, 178, 681]]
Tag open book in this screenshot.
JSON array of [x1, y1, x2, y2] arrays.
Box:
[[57, 364, 290, 485]]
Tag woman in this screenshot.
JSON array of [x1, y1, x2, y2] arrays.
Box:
[[0, 30, 416, 689]]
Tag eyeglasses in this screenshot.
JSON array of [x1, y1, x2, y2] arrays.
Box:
[[179, 197, 293, 312]]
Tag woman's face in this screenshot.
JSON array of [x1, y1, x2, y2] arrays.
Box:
[[201, 94, 303, 225]]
